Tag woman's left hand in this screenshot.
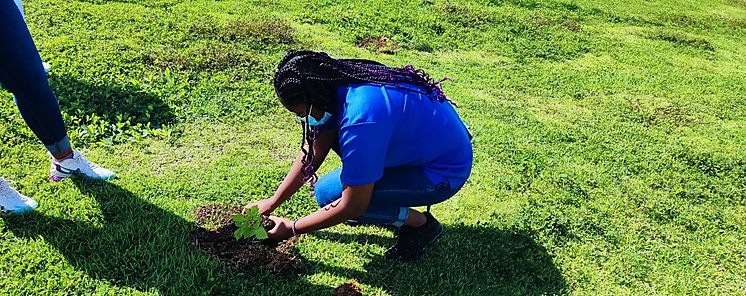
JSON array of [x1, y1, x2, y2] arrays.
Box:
[[267, 216, 294, 240]]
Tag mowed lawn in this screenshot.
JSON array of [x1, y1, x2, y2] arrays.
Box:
[[1, 0, 745, 295]]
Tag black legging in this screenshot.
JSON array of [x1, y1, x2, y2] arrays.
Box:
[[0, 0, 70, 154]]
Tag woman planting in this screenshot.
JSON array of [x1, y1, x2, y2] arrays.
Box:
[[246, 51, 472, 260]]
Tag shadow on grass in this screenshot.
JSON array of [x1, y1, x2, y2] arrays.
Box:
[[4, 178, 329, 295], [4, 177, 567, 294], [49, 75, 176, 130], [312, 225, 568, 295]]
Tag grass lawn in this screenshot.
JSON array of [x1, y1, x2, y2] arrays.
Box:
[[1, 0, 745, 294]]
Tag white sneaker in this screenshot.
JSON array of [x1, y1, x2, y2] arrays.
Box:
[[42, 62, 51, 73], [0, 177, 39, 215], [49, 151, 116, 182]]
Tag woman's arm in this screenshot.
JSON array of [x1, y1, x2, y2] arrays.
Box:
[[268, 183, 374, 240], [245, 129, 337, 214]]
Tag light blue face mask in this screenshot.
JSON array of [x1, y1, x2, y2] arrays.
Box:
[[298, 105, 332, 126]]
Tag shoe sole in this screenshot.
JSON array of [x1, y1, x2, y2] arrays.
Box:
[[49, 174, 68, 182], [386, 223, 445, 261], [50, 169, 116, 182], [0, 206, 36, 216], [13, 206, 36, 215]]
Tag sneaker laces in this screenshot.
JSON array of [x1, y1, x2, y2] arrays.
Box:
[[74, 153, 102, 170]]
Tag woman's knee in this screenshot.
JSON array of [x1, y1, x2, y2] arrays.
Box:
[[314, 168, 343, 207]]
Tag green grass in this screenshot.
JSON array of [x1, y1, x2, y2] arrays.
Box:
[[1, 0, 745, 294]]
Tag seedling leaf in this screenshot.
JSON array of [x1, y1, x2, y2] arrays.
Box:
[[232, 214, 246, 223], [232, 205, 268, 241], [255, 227, 269, 240], [249, 206, 259, 217], [243, 227, 254, 239]]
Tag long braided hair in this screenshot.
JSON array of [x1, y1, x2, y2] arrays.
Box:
[[272, 50, 454, 187]]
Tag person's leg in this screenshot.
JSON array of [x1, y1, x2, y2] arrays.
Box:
[[363, 166, 455, 226], [14, 0, 25, 17], [360, 167, 460, 260], [12, 0, 52, 73], [314, 168, 344, 206], [315, 166, 455, 225], [0, 1, 41, 215], [0, 1, 69, 158], [0, 2, 115, 182], [314, 166, 462, 260]]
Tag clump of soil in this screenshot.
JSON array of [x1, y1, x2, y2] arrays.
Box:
[[356, 37, 399, 54], [189, 204, 302, 274], [193, 204, 275, 230], [334, 279, 363, 296]]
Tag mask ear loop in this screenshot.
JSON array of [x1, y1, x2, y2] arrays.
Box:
[[305, 104, 320, 141]]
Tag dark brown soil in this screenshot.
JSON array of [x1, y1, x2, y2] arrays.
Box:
[[193, 204, 275, 230], [189, 204, 301, 274], [333, 279, 363, 296], [356, 37, 399, 54]]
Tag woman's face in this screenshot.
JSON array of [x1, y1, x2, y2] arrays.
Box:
[[286, 103, 325, 122], [278, 84, 329, 122]]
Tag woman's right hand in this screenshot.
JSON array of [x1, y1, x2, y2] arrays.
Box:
[[243, 198, 277, 215]]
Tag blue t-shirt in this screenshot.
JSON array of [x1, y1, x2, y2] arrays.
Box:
[[320, 83, 473, 188]]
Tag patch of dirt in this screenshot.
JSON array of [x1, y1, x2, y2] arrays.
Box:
[[333, 279, 363, 296], [530, 18, 581, 31], [147, 43, 256, 71], [624, 97, 698, 127], [651, 105, 695, 126], [560, 19, 581, 31], [189, 205, 301, 274], [193, 204, 274, 230], [222, 19, 295, 44], [189, 18, 295, 45], [530, 17, 553, 27], [440, 3, 494, 27], [645, 29, 715, 51], [356, 37, 399, 54]]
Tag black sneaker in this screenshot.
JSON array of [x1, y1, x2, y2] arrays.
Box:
[[385, 212, 443, 261]]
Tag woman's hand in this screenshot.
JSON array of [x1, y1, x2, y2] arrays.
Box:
[[243, 198, 277, 215], [267, 216, 294, 241]]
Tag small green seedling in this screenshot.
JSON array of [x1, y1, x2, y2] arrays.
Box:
[[232, 205, 269, 240]]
